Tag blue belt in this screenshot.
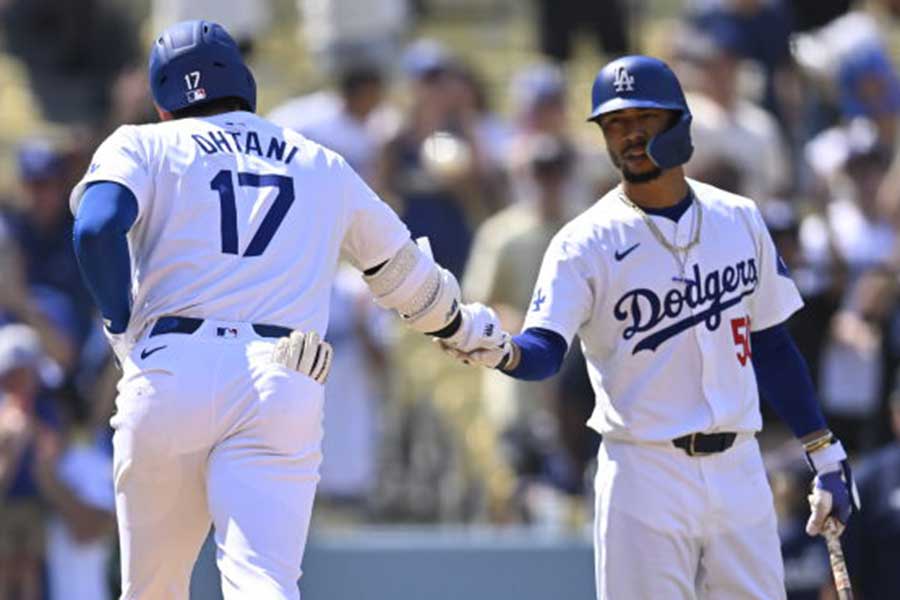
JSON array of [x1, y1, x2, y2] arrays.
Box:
[[149, 316, 292, 339]]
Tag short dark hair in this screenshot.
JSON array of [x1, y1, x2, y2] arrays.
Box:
[[170, 96, 251, 119], [338, 65, 384, 97]]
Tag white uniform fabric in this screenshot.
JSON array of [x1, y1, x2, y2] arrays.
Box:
[[523, 179, 801, 599], [595, 437, 785, 600], [70, 111, 411, 599]]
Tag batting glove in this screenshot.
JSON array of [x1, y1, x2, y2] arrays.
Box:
[[805, 438, 860, 536], [441, 302, 506, 353], [272, 330, 333, 384], [441, 335, 520, 371]]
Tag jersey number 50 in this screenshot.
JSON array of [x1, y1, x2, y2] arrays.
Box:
[[209, 169, 294, 257]]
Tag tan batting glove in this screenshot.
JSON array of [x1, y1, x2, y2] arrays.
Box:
[[272, 330, 333, 384]]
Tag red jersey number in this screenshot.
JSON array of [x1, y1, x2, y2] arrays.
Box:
[[731, 316, 752, 366]]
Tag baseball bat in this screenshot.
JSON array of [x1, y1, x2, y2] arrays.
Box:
[[823, 519, 853, 600]]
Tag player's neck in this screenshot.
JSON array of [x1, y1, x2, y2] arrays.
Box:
[[621, 169, 688, 210]]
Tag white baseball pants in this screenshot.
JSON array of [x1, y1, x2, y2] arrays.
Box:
[[112, 319, 324, 600], [593, 435, 786, 599]]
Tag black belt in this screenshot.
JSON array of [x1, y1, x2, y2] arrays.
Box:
[[672, 432, 737, 456], [149, 316, 292, 339]]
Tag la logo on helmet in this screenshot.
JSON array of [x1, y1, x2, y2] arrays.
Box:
[[613, 66, 635, 93]]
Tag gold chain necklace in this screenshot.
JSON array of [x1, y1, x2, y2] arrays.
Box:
[[618, 187, 702, 284]]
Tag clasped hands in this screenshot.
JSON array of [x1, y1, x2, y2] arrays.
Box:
[[436, 302, 518, 370]]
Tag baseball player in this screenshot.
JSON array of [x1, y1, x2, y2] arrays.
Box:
[[69, 21, 503, 599], [447, 55, 860, 599]]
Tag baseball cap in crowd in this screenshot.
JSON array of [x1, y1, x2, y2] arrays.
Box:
[[838, 45, 900, 119], [510, 63, 565, 115], [402, 39, 455, 80], [17, 139, 66, 183], [0, 324, 43, 376], [0, 323, 62, 386]]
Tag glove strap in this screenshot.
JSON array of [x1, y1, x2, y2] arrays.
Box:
[[497, 340, 521, 372], [806, 438, 847, 473]]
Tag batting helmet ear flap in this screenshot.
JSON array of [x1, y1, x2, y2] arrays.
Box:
[[587, 55, 694, 169], [647, 111, 694, 170]]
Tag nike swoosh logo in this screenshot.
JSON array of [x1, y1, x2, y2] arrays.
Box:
[[140, 345, 167, 360], [614, 243, 640, 261]]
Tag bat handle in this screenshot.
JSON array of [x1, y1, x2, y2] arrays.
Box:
[[823, 519, 854, 600]]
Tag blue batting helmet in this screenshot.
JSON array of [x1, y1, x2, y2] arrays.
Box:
[[149, 20, 256, 114], [587, 55, 693, 169]]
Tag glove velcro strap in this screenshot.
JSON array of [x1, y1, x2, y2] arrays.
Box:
[[272, 331, 333, 384], [806, 439, 847, 473]]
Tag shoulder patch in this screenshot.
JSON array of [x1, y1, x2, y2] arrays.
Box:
[[776, 254, 790, 277]]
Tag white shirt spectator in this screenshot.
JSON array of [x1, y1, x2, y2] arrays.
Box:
[[686, 91, 790, 200], [46, 439, 115, 600], [268, 91, 399, 183], [799, 197, 895, 273], [318, 264, 391, 499]]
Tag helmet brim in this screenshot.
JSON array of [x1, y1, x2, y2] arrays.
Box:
[[587, 97, 685, 122]]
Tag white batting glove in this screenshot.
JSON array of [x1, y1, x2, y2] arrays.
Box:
[[272, 330, 333, 384], [440, 302, 505, 353]]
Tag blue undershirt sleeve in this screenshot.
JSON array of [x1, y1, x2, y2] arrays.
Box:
[[73, 181, 138, 334], [751, 323, 827, 438], [503, 327, 568, 381]]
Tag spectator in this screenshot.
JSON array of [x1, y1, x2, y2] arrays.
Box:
[[4, 139, 95, 351], [0, 324, 61, 600], [843, 386, 900, 598], [673, 24, 792, 200], [376, 39, 496, 278], [269, 62, 395, 184], [687, 0, 795, 122], [463, 134, 575, 516], [818, 267, 897, 452], [38, 419, 115, 600], [507, 63, 613, 216], [316, 264, 393, 521], [792, 0, 900, 147]]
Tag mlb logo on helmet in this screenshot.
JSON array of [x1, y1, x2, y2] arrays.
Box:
[[613, 66, 635, 93], [186, 88, 207, 103]]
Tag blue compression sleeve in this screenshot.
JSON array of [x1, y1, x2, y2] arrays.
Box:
[[503, 327, 568, 381], [73, 182, 138, 334], [751, 323, 827, 438]]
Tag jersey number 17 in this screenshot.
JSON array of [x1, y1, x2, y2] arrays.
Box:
[[209, 169, 294, 257]]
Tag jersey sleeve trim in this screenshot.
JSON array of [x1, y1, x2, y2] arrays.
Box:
[[70, 175, 144, 216], [519, 317, 576, 347], [749, 294, 804, 332]]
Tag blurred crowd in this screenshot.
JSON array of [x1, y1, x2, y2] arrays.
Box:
[[2, 0, 900, 598]]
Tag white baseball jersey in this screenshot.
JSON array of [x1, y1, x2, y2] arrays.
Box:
[[70, 111, 410, 340], [523, 179, 803, 442]]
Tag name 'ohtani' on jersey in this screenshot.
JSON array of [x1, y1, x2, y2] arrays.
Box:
[[614, 258, 758, 353], [191, 130, 300, 164]]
